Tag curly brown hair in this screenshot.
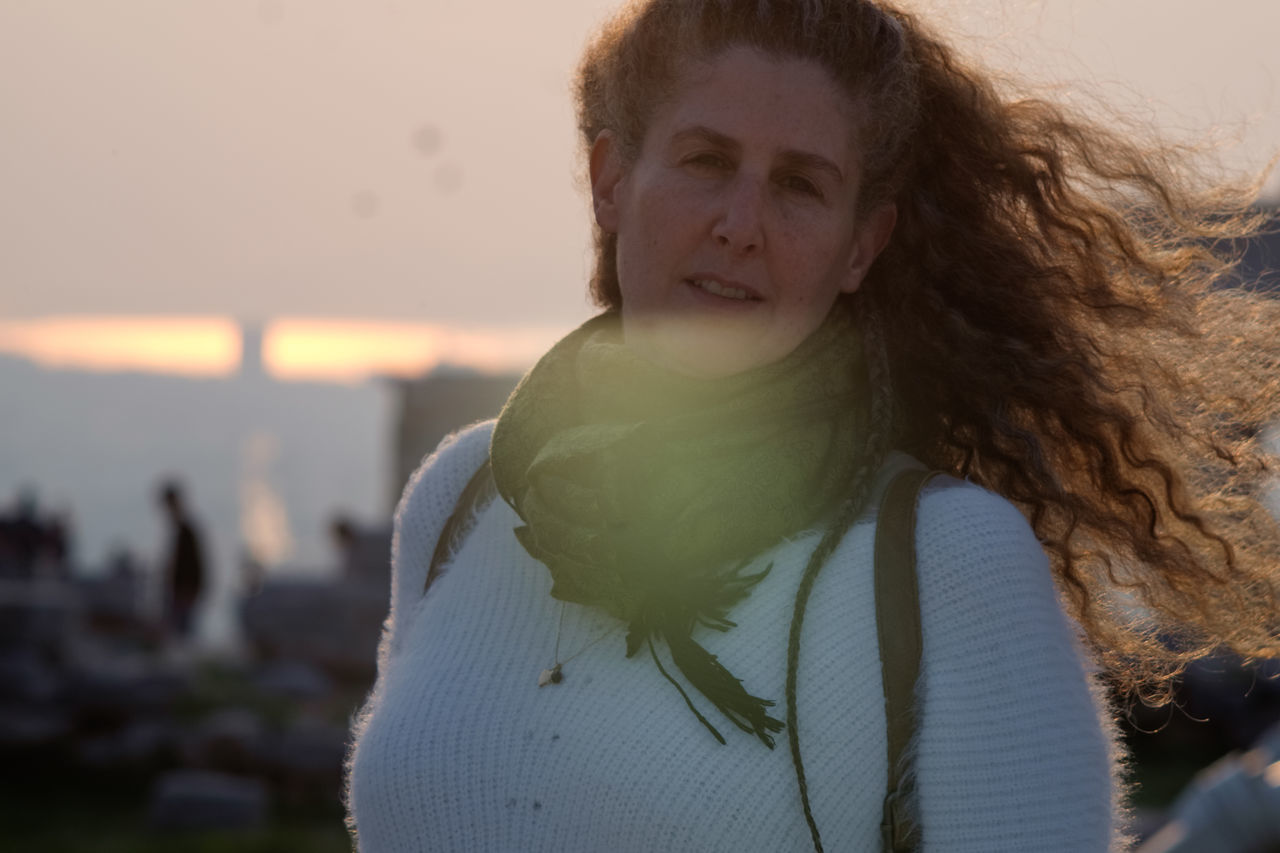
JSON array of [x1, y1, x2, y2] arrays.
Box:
[[574, 0, 1280, 700]]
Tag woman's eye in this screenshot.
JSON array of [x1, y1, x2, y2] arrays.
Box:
[[684, 152, 730, 172], [780, 174, 822, 198]]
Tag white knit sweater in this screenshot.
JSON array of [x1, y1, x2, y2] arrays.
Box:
[[347, 421, 1122, 852]]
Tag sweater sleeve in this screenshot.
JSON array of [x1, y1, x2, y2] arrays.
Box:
[[382, 419, 495, 660], [912, 480, 1122, 852], [345, 420, 495, 846]]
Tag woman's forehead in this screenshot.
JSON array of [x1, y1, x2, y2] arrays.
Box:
[[650, 46, 862, 165]]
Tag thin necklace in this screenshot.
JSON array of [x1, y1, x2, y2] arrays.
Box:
[[538, 601, 619, 687]]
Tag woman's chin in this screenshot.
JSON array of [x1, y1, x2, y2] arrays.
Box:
[[624, 317, 775, 379]]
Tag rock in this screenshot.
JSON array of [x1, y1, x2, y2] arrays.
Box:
[[146, 769, 269, 832], [74, 569, 152, 639], [77, 719, 179, 768], [181, 707, 265, 774], [259, 715, 348, 805], [0, 702, 74, 747], [65, 646, 187, 720], [0, 648, 64, 703], [254, 659, 333, 701], [1136, 721, 1280, 852], [240, 578, 386, 677], [261, 716, 347, 778], [0, 585, 76, 653]]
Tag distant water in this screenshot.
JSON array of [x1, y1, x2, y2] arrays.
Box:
[[0, 355, 394, 649]]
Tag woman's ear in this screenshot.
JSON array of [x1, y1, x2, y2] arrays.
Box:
[[590, 131, 624, 234], [840, 203, 897, 294]]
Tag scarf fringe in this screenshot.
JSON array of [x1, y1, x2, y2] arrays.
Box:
[[647, 636, 728, 745], [664, 628, 785, 749]]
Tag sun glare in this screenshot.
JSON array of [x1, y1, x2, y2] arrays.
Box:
[[263, 319, 562, 383], [0, 316, 242, 378]]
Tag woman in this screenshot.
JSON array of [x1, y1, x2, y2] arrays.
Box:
[[346, 1, 1280, 850]]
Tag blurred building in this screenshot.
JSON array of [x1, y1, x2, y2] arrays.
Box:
[[238, 323, 265, 382], [389, 368, 519, 509]]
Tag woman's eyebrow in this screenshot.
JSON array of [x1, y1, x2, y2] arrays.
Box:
[[669, 125, 844, 184], [776, 150, 844, 185], [670, 125, 740, 152]]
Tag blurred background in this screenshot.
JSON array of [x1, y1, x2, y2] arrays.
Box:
[[1, 1, 1277, 850]]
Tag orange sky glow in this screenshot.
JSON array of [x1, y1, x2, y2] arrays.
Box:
[[263, 318, 562, 382], [0, 316, 242, 378], [0, 316, 561, 382]]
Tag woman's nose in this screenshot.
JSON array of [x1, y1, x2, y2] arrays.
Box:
[[711, 177, 765, 254]]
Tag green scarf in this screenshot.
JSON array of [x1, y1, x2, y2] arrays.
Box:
[[490, 307, 868, 747]]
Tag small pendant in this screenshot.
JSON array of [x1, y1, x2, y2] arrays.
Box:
[[538, 664, 563, 688]]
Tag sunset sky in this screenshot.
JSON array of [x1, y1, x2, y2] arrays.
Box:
[[0, 315, 564, 381], [2, 0, 1277, 379]]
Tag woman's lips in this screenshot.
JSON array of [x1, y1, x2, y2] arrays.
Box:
[[684, 276, 762, 302]]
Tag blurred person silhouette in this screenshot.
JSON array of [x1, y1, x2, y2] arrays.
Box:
[[344, 2, 1280, 850], [157, 479, 206, 640], [329, 513, 392, 588]]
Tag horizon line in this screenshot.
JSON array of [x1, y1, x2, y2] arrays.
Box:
[[0, 315, 571, 383]]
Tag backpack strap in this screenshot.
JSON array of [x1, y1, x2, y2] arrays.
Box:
[[423, 458, 496, 596], [875, 468, 938, 853]]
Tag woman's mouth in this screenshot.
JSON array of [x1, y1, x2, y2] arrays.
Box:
[[687, 278, 758, 301]]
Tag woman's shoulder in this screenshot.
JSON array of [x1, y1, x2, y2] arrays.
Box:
[[907, 476, 1121, 849], [871, 454, 1044, 577], [909, 471, 1071, 641], [914, 473, 1049, 587], [395, 419, 495, 525], [386, 420, 494, 617]]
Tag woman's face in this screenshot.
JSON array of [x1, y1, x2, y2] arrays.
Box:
[[591, 46, 895, 378]]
